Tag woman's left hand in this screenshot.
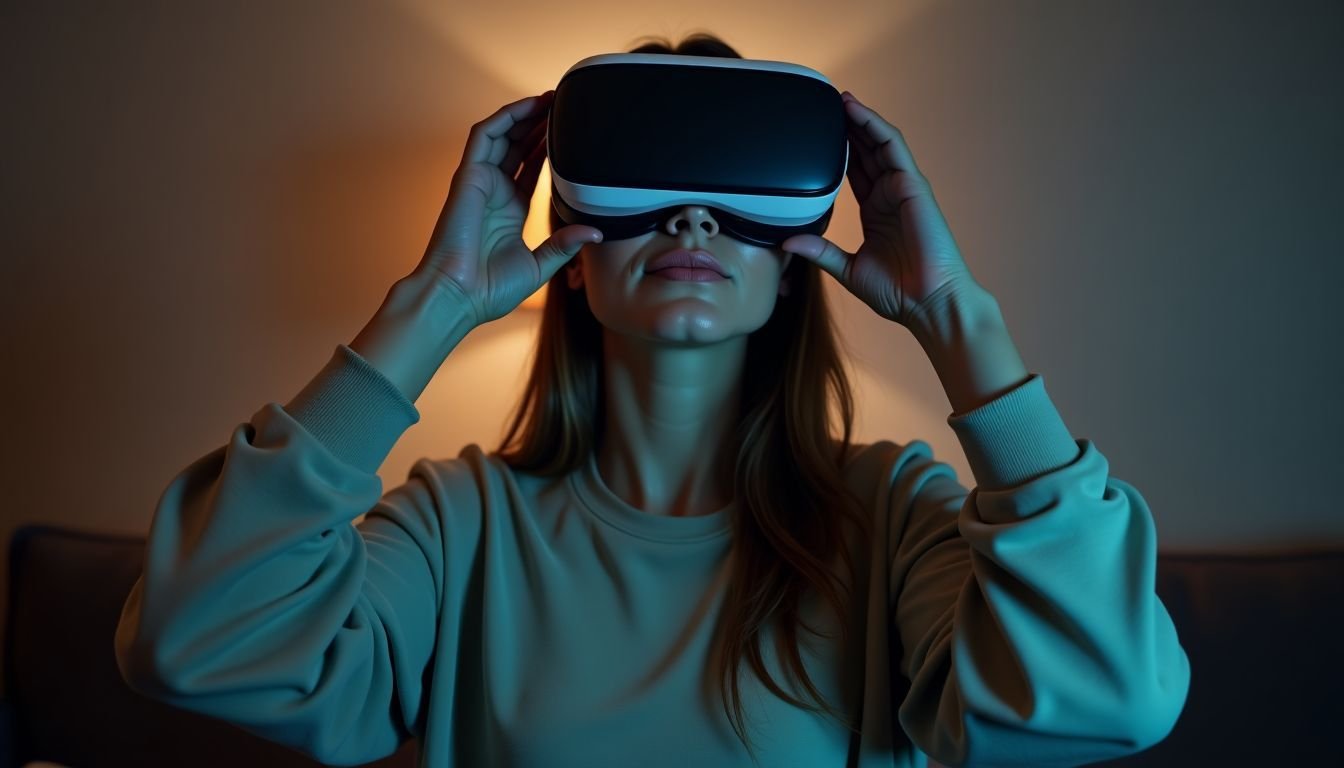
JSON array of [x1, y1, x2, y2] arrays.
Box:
[[780, 92, 987, 331]]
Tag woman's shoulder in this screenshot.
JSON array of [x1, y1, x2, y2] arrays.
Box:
[[415, 442, 561, 500], [832, 436, 956, 489], [832, 436, 921, 465]]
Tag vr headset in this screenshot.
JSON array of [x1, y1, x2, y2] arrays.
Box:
[[546, 53, 849, 248]]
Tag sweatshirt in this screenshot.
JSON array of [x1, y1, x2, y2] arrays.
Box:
[[114, 342, 1190, 768]]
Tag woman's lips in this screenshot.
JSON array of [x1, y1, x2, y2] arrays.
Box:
[[644, 248, 729, 276], [648, 267, 729, 282]]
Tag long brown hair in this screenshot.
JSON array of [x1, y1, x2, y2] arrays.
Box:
[[493, 32, 872, 762]]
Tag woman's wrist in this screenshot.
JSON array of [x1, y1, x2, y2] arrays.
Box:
[[349, 277, 477, 403]]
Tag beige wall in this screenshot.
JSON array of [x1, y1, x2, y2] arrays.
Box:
[[3, 0, 1342, 692]]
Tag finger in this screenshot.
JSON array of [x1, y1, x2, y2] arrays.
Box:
[[847, 124, 881, 190], [844, 113, 887, 190], [532, 224, 600, 282], [494, 95, 551, 168], [501, 118, 546, 177], [514, 132, 549, 204], [503, 116, 549, 181], [781, 235, 851, 285], [843, 96, 921, 178], [843, 137, 874, 205], [462, 91, 554, 169], [841, 103, 882, 195], [844, 103, 875, 154]]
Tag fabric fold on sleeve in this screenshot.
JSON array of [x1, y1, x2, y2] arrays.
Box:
[[113, 343, 447, 766], [887, 372, 1191, 768]]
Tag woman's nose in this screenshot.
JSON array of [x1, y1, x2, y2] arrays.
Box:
[[665, 205, 719, 237]]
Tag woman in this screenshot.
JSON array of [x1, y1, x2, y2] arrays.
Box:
[[115, 33, 1190, 768]]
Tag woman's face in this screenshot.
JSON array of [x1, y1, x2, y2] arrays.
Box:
[[564, 206, 795, 346]]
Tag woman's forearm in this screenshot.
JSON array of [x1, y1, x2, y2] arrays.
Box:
[[349, 277, 477, 403]]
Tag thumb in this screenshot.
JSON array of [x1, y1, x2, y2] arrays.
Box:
[[781, 235, 851, 285], [532, 225, 604, 283]]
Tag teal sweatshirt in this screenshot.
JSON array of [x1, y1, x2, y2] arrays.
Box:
[[114, 343, 1190, 767]]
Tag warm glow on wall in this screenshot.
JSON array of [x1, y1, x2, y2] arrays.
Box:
[[519, 157, 556, 311]]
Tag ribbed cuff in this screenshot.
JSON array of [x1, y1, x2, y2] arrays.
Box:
[[279, 344, 421, 474], [946, 372, 1082, 490]]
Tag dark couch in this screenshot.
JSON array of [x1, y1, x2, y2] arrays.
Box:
[[2, 523, 1341, 767], [0, 525, 415, 768]]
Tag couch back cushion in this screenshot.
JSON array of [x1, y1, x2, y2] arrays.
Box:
[[5, 526, 1343, 766], [1087, 549, 1344, 766]]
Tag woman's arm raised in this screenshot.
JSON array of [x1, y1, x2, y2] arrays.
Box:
[[114, 341, 449, 766]]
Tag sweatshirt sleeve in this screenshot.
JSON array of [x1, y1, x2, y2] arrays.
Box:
[[114, 343, 445, 766], [887, 373, 1191, 768]]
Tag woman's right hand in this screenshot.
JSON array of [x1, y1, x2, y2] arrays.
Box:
[[406, 90, 604, 327]]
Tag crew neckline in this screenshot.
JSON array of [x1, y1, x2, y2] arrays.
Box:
[[570, 449, 735, 543]]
